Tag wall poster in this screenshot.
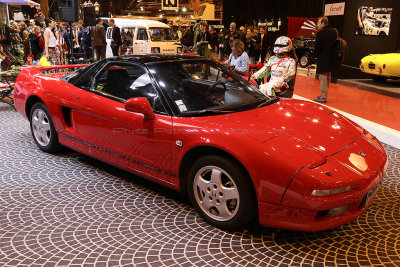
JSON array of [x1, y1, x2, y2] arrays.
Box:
[[356, 6, 392, 36]]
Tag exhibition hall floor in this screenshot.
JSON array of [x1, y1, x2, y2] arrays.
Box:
[[1, 97, 400, 266], [294, 75, 400, 132]]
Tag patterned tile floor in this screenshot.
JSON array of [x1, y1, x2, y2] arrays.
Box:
[[1, 103, 400, 267]]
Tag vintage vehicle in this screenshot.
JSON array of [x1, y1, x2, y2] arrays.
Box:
[[104, 18, 183, 57], [292, 38, 316, 68], [14, 55, 387, 231], [363, 19, 390, 36], [360, 52, 400, 82]]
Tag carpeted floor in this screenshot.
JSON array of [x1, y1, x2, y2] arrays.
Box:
[[1, 103, 399, 266]]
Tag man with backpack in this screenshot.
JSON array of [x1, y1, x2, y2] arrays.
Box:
[[313, 16, 338, 104]]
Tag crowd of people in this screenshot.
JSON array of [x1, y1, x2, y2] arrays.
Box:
[[0, 17, 123, 67], [179, 21, 274, 66], [0, 16, 338, 100]]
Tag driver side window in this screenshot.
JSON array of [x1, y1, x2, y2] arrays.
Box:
[[93, 63, 165, 113]]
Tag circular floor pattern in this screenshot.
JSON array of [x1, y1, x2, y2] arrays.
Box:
[[0, 103, 399, 267]]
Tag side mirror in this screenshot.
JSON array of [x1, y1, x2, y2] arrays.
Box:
[[125, 97, 155, 120]]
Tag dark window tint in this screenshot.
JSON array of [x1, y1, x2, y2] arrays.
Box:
[[93, 63, 164, 113], [63, 60, 104, 89], [148, 60, 266, 113]]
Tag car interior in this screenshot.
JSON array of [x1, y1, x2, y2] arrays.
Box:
[[94, 64, 163, 112]]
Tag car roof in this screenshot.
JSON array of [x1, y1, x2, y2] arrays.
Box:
[[106, 54, 204, 64], [101, 18, 171, 28]]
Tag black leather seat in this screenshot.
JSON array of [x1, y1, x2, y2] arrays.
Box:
[[103, 69, 131, 99]]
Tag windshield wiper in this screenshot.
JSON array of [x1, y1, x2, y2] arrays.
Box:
[[179, 109, 233, 117], [257, 97, 280, 108]]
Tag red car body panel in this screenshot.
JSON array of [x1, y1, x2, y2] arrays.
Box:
[[14, 64, 388, 231]]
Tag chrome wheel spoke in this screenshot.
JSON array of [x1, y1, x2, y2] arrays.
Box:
[[42, 122, 50, 133], [216, 204, 231, 218], [201, 198, 213, 211], [210, 169, 222, 186], [32, 117, 40, 128], [38, 110, 45, 122], [196, 176, 210, 194], [222, 187, 239, 201]]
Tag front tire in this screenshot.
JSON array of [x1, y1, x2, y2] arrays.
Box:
[[30, 102, 60, 153], [187, 155, 256, 230]]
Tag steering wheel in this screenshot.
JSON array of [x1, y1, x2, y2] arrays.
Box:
[[208, 80, 227, 92]]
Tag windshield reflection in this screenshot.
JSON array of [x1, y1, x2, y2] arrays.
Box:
[[147, 59, 268, 114]]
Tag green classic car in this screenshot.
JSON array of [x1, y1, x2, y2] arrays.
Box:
[[360, 52, 400, 82]]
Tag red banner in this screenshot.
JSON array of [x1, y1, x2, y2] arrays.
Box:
[[287, 17, 318, 38]]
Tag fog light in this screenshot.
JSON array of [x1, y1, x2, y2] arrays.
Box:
[[318, 205, 348, 217], [311, 185, 354, 196]]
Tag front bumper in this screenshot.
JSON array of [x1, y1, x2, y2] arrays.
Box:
[[258, 134, 387, 232], [258, 174, 383, 232]]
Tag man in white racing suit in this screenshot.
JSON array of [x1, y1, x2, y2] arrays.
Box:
[[251, 36, 296, 96]]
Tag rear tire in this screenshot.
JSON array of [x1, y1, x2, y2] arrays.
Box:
[[30, 102, 60, 153], [371, 75, 387, 83], [187, 155, 257, 230]]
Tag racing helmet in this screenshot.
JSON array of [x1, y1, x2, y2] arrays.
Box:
[[273, 36, 293, 54]]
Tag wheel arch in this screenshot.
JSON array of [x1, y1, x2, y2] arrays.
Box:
[[25, 95, 44, 120], [178, 145, 257, 199]]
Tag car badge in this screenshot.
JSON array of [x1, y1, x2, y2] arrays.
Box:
[[359, 151, 367, 157]]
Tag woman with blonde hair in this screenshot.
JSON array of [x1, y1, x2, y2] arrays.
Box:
[[224, 39, 250, 74]]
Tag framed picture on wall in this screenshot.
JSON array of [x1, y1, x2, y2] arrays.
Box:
[[356, 7, 392, 36]]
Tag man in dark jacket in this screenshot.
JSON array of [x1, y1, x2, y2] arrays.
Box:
[[108, 18, 122, 56], [257, 26, 272, 63], [81, 23, 92, 59], [223, 22, 244, 55], [92, 18, 106, 61], [314, 16, 337, 103]]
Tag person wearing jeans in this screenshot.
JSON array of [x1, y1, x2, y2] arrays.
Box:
[[108, 18, 122, 56], [314, 16, 337, 103]]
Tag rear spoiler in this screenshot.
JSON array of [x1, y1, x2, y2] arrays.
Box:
[[22, 64, 88, 75]]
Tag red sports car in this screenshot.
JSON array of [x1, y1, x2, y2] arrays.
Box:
[[14, 55, 387, 231]]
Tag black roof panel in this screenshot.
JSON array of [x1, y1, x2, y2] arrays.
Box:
[[108, 53, 203, 64]]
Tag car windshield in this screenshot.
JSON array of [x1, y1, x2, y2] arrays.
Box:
[[147, 59, 271, 115], [149, 27, 177, 42]]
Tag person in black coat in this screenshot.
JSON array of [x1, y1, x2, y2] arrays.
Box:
[[257, 26, 272, 63], [30, 26, 43, 60], [108, 18, 122, 56], [313, 16, 338, 103], [223, 22, 244, 56], [81, 23, 92, 59], [180, 27, 194, 48]]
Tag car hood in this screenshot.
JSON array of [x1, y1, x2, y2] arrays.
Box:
[[191, 99, 362, 157]]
